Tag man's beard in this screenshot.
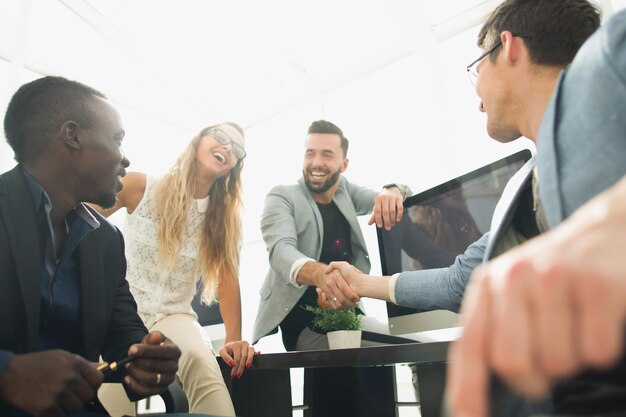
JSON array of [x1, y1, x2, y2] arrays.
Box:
[[94, 192, 118, 210], [304, 168, 341, 194]]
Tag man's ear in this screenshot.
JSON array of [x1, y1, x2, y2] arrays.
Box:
[[60, 121, 81, 150], [501, 31, 525, 66], [340, 157, 349, 174]]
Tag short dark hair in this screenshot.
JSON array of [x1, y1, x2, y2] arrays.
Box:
[[479, 0, 601, 67], [3, 76, 107, 163], [307, 120, 349, 158]]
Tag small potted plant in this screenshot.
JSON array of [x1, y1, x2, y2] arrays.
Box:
[[303, 297, 363, 349]]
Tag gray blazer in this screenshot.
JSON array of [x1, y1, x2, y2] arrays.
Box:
[[252, 176, 378, 344], [536, 10, 626, 414], [537, 9, 626, 225]]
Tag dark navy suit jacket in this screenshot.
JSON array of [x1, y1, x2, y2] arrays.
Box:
[[0, 166, 148, 412]]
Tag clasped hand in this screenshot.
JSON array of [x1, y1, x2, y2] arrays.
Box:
[[315, 261, 364, 310]]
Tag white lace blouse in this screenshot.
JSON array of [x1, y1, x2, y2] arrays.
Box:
[[124, 176, 209, 329]]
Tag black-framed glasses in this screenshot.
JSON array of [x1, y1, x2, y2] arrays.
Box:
[[466, 41, 502, 86], [205, 128, 247, 160], [466, 34, 532, 86]]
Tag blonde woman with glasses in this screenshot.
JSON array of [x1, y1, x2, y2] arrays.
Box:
[[96, 123, 252, 416]]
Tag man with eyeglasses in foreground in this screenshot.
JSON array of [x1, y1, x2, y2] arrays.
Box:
[[448, 6, 626, 417], [328, 0, 600, 317], [322, 0, 601, 415]]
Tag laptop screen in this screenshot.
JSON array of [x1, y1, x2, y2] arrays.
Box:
[[377, 149, 532, 335]]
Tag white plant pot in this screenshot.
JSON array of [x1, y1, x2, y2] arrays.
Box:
[[327, 330, 362, 349]]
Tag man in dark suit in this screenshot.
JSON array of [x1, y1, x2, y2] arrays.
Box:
[[0, 76, 181, 416]]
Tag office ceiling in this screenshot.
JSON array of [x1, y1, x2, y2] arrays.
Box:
[[79, 0, 499, 127]]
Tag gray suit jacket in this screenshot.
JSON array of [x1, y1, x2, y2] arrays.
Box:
[[537, 9, 626, 226], [394, 158, 536, 312], [535, 9, 626, 415], [252, 176, 378, 344]]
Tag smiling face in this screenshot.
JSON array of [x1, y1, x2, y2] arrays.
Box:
[[302, 133, 348, 199], [195, 123, 245, 179]]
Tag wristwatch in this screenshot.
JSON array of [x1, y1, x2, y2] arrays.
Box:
[[382, 183, 408, 200]]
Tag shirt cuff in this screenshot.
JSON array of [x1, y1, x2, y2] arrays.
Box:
[[289, 258, 315, 288], [0, 350, 13, 374], [388, 273, 400, 304]]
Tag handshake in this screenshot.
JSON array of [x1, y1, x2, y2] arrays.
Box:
[[314, 261, 371, 310]]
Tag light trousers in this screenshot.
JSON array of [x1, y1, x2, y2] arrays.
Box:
[[151, 313, 235, 416]]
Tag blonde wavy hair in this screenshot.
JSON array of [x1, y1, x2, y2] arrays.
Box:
[[154, 123, 244, 303]]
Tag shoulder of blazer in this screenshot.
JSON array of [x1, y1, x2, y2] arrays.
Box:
[[0, 166, 23, 196], [0, 167, 34, 225], [270, 182, 302, 198]]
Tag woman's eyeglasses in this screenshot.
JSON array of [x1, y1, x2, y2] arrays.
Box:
[[205, 128, 247, 160]]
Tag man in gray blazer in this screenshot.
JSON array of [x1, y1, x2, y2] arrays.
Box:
[[449, 8, 626, 417], [252, 120, 408, 351]]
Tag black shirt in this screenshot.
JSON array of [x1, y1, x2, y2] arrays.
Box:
[[280, 201, 354, 351]]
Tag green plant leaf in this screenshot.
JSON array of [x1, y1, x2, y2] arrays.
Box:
[[302, 305, 363, 332]]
